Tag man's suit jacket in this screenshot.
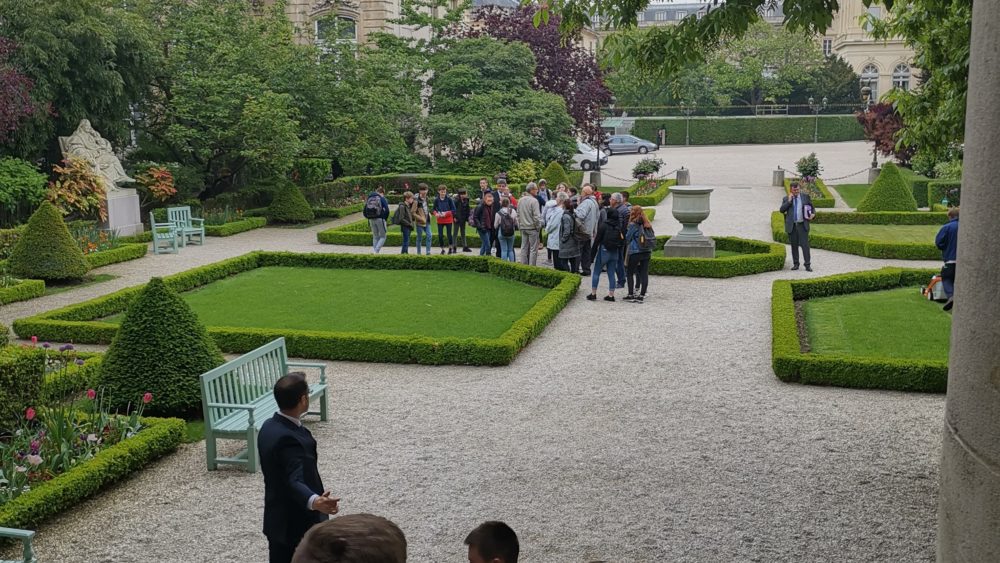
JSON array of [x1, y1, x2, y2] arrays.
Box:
[[780, 193, 813, 234], [258, 413, 328, 547]]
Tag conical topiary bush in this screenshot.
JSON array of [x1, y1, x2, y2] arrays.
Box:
[[856, 162, 918, 212], [540, 161, 570, 189], [8, 201, 89, 281], [99, 277, 225, 417], [267, 181, 315, 223]]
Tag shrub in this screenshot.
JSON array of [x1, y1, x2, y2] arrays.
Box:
[[507, 159, 539, 185], [98, 277, 225, 417], [631, 115, 864, 145], [783, 178, 834, 208], [267, 182, 315, 223], [0, 278, 45, 305], [0, 347, 45, 429], [928, 180, 961, 207], [622, 179, 675, 207], [0, 157, 47, 224], [291, 158, 331, 187], [539, 161, 570, 188], [47, 157, 108, 222], [632, 157, 664, 179], [203, 217, 267, 236], [8, 201, 90, 281], [0, 226, 25, 260], [0, 323, 7, 347], [898, 167, 931, 208], [770, 211, 942, 260], [83, 243, 148, 269], [933, 160, 962, 181], [648, 236, 786, 278], [857, 163, 918, 212], [795, 152, 822, 178]]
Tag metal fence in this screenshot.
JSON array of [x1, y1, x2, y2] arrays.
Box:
[[608, 104, 862, 118]]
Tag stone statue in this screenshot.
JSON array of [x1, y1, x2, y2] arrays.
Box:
[[59, 119, 135, 192]]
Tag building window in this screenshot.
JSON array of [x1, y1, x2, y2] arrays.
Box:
[[315, 16, 357, 45], [863, 6, 882, 31], [822, 38, 832, 57], [860, 64, 880, 100], [676, 10, 686, 20], [652, 11, 665, 21], [892, 63, 911, 91]]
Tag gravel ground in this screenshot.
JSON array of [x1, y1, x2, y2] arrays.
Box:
[[1, 168, 946, 562]]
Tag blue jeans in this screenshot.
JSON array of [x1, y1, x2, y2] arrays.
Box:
[[499, 235, 516, 262], [477, 228, 492, 255], [616, 248, 626, 286], [401, 226, 413, 254], [416, 223, 432, 254], [591, 246, 618, 292]]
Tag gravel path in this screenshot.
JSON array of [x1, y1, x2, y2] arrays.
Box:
[[2, 177, 945, 562]]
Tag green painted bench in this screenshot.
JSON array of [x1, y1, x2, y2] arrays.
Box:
[[167, 206, 205, 247], [0, 527, 37, 563], [199, 337, 328, 473], [149, 212, 179, 255]]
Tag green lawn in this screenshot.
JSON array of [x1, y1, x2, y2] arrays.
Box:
[[110, 266, 550, 339], [811, 223, 941, 243], [804, 287, 951, 361], [832, 183, 870, 208]]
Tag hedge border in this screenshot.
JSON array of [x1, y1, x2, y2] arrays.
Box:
[[621, 179, 676, 206], [771, 267, 947, 392], [84, 243, 148, 269], [13, 252, 579, 366], [204, 217, 267, 237], [784, 178, 835, 208], [0, 279, 45, 305], [927, 180, 961, 208], [770, 212, 942, 260], [0, 416, 184, 530], [649, 236, 786, 278]]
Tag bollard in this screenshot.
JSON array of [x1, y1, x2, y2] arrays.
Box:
[[868, 167, 881, 184], [589, 171, 602, 188], [772, 168, 785, 187], [676, 167, 690, 186]]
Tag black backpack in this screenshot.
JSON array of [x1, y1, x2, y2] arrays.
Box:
[[639, 226, 656, 251], [500, 210, 516, 237], [363, 194, 383, 219]]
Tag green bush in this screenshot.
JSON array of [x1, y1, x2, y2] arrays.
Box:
[[783, 178, 835, 208], [770, 212, 939, 260], [0, 416, 184, 530], [291, 158, 331, 187], [83, 243, 148, 269], [0, 226, 25, 260], [8, 202, 90, 281], [810, 211, 948, 225], [928, 180, 961, 207], [312, 203, 364, 218], [898, 167, 931, 208], [0, 323, 7, 347], [567, 170, 585, 188], [539, 161, 570, 188], [98, 277, 225, 417], [204, 217, 267, 236], [0, 278, 45, 305], [0, 157, 48, 225], [0, 347, 45, 429], [507, 159, 539, 185], [267, 182, 315, 223], [632, 115, 864, 145], [626, 180, 674, 207], [771, 268, 947, 393], [40, 354, 103, 404], [857, 163, 918, 212], [648, 236, 786, 278]]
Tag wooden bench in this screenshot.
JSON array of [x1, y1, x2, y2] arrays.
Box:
[[200, 337, 328, 473], [149, 212, 179, 255], [167, 205, 205, 247], [0, 527, 37, 563]]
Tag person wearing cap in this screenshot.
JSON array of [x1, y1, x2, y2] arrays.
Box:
[[453, 187, 472, 252]]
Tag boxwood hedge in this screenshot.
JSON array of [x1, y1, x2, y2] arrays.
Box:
[[770, 211, 943, 260], [784, 178, 835, 208], [772, 267, 946, 392], [13, 252, 579, 366], [203, 217, 267, 237], [622, 179, 675, 206], [649, 236, 786, 278], [0, 279, 45, 305], [632, 115, 864, 145], [83, 243, 148, 269]]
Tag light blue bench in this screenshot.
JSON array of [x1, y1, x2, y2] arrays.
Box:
[[200, 337, 328, 473], [167, 206, 205, 247], [149, 212, 179, 255], [0, 527, 36, 563]]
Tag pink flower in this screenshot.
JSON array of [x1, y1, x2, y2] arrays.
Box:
[[29, 440, 40, 453], [15, 465, 27, 473], [25, 407, 35, 421], [31, 336, 38, 344], [142, 392, 153, 404], [86, 389, 97, 400], [26, 454, 43, 467]]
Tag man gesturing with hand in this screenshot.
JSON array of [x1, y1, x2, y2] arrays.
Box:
[[259, 372, 340, 563], [780, 181, 815, 271]]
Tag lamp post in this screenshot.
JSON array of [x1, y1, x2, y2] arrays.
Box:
[[680, 101, 697, 146], [861, 86, 877, 170], [596, 96, 616, 173], [808, 96, 828, 143]]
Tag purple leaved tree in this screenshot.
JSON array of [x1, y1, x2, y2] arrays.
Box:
[[0, 38, 38, 145]]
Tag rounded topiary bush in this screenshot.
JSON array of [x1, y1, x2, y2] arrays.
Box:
[[857, 162, 919, 212], [540, 161, 570, 189], [267, 181, 315, 223], [99, 277, 225, 417], [8, 201, 89, 281]]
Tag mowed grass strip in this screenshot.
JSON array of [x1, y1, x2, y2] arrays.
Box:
[[108, 266, 551, 339], [831, 183, 870, 208], [811, 223, 941, 243], [803, 287, 951, 361]]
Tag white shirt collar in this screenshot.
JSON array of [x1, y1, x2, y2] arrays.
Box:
[[278, 411, 302, 427]]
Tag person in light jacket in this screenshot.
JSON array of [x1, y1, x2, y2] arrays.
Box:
[[494, 198, 518, 262], [574, 185, 599, 275], [517, 182, 543, 265], [544, 192, 567, 268]]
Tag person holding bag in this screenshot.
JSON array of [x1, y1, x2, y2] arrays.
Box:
[[433, 184, 457, 254], [392, 191, 416, 254], [412, 189, 429, 255]]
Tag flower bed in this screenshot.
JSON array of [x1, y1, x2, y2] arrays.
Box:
[[772, 267, 946, 392], [770, 211, 945, 260], [622, 179, 675, 206], [13, 252, 579, 366], [649, 236, 786, 278], [783, 178, 834, 208]]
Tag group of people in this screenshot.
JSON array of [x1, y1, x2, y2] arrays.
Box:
[[366, 178, 658, 303], [260, 373, 520, 563]]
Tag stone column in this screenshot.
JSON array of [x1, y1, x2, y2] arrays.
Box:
[[936, 3, 1000, 561]]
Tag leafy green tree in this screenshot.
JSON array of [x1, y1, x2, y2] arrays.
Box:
[[788, 55, 860, 105]]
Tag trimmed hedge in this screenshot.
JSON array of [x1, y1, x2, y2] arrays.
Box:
[[540, 161, 570, 188], [0, 278, 45, 305], [40, 354, 103, 404], [632, 115, 864, 145], [204, 217, 267, 237], [898, 167, 931, 208], [8, 202, 89, 281], [857, 163, 918, 212], [770, 212, 941, 260], [771, 268, 947, 392], [623, 179, 675, 207], [928, 180, 961, 207], [267, 183, 315, 223], [84, 243, 148, 269], [810, 211, 948, 225], [649, 236, 786, 278], [14, 252, 579, 366], [313, 203, 364, 218], [784, 178, 835, 208], [0, 347, 45, 428], [0, 416, 184, 530]]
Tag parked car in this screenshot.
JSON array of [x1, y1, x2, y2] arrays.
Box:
[[573, 141, 609, 171], [602, 134, 658, 155]]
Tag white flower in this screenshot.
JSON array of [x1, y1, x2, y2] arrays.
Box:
[[26, 454, 43, 467], [14, 466, 27, 473], [86, 434, 99, 443]]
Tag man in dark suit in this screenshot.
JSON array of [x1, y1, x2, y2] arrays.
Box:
[[780, 182, 814, 271], [259, 372, 340, 563]]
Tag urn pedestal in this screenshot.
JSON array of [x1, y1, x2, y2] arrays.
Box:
[[106, 188, 143, 237], [664, 186, 715, 258]]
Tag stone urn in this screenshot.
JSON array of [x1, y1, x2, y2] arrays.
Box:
[[664, 185, 715, 258]]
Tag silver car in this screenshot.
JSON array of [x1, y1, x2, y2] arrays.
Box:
[[603, 134, 658, 155]]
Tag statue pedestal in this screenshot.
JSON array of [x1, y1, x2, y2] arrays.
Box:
[[664, 237, 716, 258], [106, 189, 143, 237]]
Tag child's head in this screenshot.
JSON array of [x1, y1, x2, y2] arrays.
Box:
[[403, 190, 414, 202], [437, 184, 448, 196]]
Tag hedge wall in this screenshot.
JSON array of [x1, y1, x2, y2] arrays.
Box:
[[0, 347, 45, 428], [84, 243, 148, 269], [204, 217, 267, 237], [0, 416, 184, 530], [784, 178, 835, 208], [928, 180, 961, 207], [771, 267, 947, 392], [632, 115, 864, 145], [0, 279, 45, 305], [770, 212, 942, 260], [648, 236, 786, 278], [810, 211, 948, 225], [898, 167, 932, 208], [318, 219, 525, 247], [13, 252, 579, 366]]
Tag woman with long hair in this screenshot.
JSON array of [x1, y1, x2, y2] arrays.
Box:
[[624, 205, 654, 302]]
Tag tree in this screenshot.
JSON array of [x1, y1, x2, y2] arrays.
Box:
[[0, 39, 38, 146], [460, 6, 612, 146], [856, 102, 914, 164], [788, 55, 860, 105]]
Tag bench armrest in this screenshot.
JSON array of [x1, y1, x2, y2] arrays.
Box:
[[287, 361, 327, 384], [0, 527, 35, 540], [206, 402, 256, 410], [190, 217, 205, 226]]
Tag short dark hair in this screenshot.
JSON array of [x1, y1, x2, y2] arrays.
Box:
[[569, 187, 578, 195], [274, 372, 309, 410], [465, 522, 518, 563], [621, 191, 629, 201], [376, 186, 385, 194], [292, 514, 407, 563], [417, 183, 429, 191], [790, 181, 800, 190]]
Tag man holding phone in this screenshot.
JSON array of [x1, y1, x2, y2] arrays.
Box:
[[779, 182, 815, 271]]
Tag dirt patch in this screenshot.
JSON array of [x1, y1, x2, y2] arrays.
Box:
[[794, 300, 812, 353]]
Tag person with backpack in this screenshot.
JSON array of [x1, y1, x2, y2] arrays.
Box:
[[616, 192, 632, 287], [494, 197, 518, 262], [624, 205, 655, 302], [557, 197, 581, 273], [575, 185, 599, 276], [471, 191, 498, 256], [432, 184, 457, 254], [391, 190, 415, 254], [414, 183, 432, 255], [453, 188, 472, 252], [587, 192, 624, 302], [363, 186, 390, 254]]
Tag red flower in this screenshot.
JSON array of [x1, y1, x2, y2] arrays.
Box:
[[31, 336, 38, 344], [25, 407, 35, 421], [142, 392, 153, 404], [86, 389, 97, 400]]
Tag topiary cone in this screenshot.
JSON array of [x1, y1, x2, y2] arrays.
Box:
[[8, 201, 89, 281], [267, 181, 315, 223], [98, 277, 225, 417], [856, 162, 919, 212], [540, 161, 570, 189]]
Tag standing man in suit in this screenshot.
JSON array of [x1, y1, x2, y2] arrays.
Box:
[[259, 373, 341, 563], [780, 181, 814, 271]]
